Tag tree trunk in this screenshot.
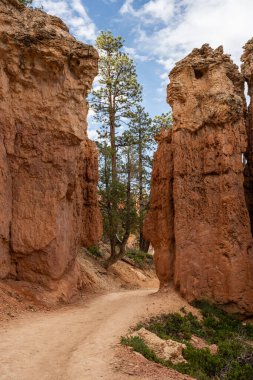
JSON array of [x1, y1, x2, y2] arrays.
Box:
[[105, 146, 132, 269], [139, 234, 150, 253], [107, 55, 118, 260], [138, 126, 145, 251]]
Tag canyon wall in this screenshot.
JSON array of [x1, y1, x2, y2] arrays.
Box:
[[145, 44, 253, 314], [0, 0, 102, 300], [143, 129, 175, 288], [242, 39, 253, 235]]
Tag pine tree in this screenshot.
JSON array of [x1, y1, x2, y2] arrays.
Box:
[[127, 106, 153, 252], [91, 31, 142, 267], [18, 0, 33, 5], [152, 112, 173, 133]]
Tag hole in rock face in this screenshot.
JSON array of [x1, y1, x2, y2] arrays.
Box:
[[66, 183, 75, 201], [194, 69, 204, 79]]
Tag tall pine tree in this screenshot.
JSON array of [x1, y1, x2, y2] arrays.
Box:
[[91, 31, 142, 267], [18, 0, 33, 5], [128, 106, 153, 252]]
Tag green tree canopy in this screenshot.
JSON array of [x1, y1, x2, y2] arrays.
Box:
[[91, 31, 142, 267], [152, 112, 173, 134], [91, 31, 173, 267], [18, 0, 33, 5]]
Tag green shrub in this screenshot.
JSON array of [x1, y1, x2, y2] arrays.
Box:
[[122, 302, 253, 380], [138, 312, 203, 341], [223, 361, 253, 380], [174, 345, 224, 380], [192, 301, 253, 343], [126, 249, 153, 268], [87, 246, 102, 258], [121, 336, 163, 363]]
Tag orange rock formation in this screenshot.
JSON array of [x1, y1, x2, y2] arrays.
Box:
[[242, 39, 253, 235], [145, 44, 253, 314], [143, 129, 175, 288], [0, 0, 102, 300]]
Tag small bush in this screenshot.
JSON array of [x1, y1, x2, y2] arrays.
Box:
[[192, 301, 253, 343], [174, 345, 224, 380], [137, 311, 203, 341], [126, 249, 153, 268], [86, 246, 102, 258], [121, 336, 163, 363], [122, 302, 253, 380]]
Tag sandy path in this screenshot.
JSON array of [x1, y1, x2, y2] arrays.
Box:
[[0, 289, 158, 380]]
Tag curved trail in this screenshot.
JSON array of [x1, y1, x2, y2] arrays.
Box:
[[0, 289, 157, 380]]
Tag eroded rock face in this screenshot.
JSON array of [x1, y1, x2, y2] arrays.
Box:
[[143, 129, 175, 288], [242, 39, 253, 235], [145, 44, 253, 314], [0, 0, 102, 300]]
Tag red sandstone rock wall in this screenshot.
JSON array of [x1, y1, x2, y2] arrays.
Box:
[[145, 44, 253, 314], [143, 130, 175, 288], [0, 0, 102, 300], [242, 39, 253, 236]]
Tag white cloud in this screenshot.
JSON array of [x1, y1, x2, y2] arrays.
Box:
[[123, 0, 253, 94], [120, 0, 175, 24], [87, 128, 98, 140], [120, 0, 134, 14], [157, 58, 176, 72], [124, 47, 150, 62], [92, 75, 102, 92], [33, 0, 97, 42], [87, 109, 98, 140], [31, 0, 253, 115], [88, 109, 96, 118]]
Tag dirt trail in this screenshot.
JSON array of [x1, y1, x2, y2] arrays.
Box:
[[0, 289, 160, 380]]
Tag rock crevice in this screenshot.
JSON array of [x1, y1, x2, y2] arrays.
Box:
[[242, 38, 253, 236]]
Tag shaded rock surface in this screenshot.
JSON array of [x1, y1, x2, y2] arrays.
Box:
[[242, 38, 253, 235], [145, 44, 253, 314], [143, 129, 175, 288], [129, 327, 187, 364], [0, 0, 102, 301]]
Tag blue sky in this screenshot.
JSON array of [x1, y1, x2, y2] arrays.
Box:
[[33, 0, 253, 138]]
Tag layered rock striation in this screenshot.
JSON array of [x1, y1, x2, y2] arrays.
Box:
[[145, 44, 253, 314], [0, 0, 102, 300]]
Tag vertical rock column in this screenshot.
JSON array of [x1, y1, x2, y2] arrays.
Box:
[[0, 0, 102, 300], [168, 44, 253, 313], [143, 130, 175, 288], [242, 39, 253, 235]]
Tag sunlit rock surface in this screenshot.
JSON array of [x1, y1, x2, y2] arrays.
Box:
[[145, 44, 253, 314], [0, 0, 102, 301]]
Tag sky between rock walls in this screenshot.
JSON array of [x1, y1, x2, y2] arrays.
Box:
[[32, 0, 253, 140]]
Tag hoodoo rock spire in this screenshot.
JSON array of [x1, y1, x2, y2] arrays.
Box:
[[145, 43, 253, 314]]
